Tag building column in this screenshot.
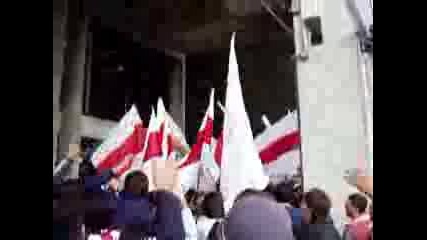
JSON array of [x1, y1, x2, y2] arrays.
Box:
[[58, 0, 88, 174], [53, 0, 68, 167], [168, 56, 186, 133], [293, 0, 369, 233]]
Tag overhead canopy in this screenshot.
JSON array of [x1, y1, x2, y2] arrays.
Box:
[[84, 0, 294, 53]]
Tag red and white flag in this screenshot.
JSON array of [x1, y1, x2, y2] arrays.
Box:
[[139, 108, 163, 191], [157, 98, 173, 160], [91, 105, 146, 177], [157, 97, 190, 158], [213, 131, 223, 167], [198, 90, 220, 191], [255, 111, 301, 183], [178, 89, 215, 192], [220, 33, 269, 212]]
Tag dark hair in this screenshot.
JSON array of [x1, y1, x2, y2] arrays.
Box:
[[264, 182, 277, 195], [124, 171, 149, 196], [185, 189, 197, 204], [78, 160, 97, 178], [304, 188, 331, 223], [348, 193, 368, 214], [274, 182, 295, 204], [202, 192, 225, 219]]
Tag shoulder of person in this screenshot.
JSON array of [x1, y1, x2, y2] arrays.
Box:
[[207, 220, 225, 240]]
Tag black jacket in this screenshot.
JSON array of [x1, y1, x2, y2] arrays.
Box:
[[298, 222, 342, 240]]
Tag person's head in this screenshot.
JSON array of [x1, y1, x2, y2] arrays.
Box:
[[345, 193, 368, 219], [184, 189, 197, 205], [264, 182, 277, 195], [202, 192, 225, 219], [274, 181, 295, 204], [78, 160, 97, 178], [124, 171, 149, 196], [225, 196, 294, 240], [234, 189, 275, 205], [292, 183, 303, 207], [301, 188, 332, 224]]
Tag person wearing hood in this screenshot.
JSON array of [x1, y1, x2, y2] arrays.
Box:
[[220, 194, 295, 240]]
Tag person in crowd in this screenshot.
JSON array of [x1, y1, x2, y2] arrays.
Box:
[[299, 188, 342, 240], [197, 192, 225, 240], [53, 178, 84, 240], [79, 160, 119, 234], [206, 188, 278, 240], [149, 190, 187, 240], [53, 146, 86, 240], [220, 194, 295, 240], [343, 193, 372, 240], [148, 158, 197, 240], [275, 181, 303, 239], [114, 170, 153, 240], [292, 183, 303, 208], [234, 188, 275, 205], [184, 189, 199, 216]]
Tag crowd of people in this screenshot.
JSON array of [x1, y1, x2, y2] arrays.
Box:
[[53, 150, 373, 240]]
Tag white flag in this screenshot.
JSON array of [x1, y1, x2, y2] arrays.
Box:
[[220, 33, 269, 212]]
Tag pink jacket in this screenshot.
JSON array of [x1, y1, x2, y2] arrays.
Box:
[[344, 214, 372, 240]]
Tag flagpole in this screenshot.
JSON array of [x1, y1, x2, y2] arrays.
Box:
[[217, 101, 225, 114], [196, 164, 202, 193], [53, 158, 69, 176], [261, 115, 272, 128]]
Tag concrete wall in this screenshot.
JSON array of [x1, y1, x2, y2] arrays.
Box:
[[81, 116, 117, 140], [53, 0, 67, 166], [295, 0, 372, 232]]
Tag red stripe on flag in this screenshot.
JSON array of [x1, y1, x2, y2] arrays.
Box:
[[197, 118, 214, 145], [180, 117, 214, 168], [143, 131, 163, 161], [259, 130, 301, 165], [167, 134, 174, 156], [96, 124, 146, 174], [159, 123, 165, 146], [179, 141, 203, 169], [214, 131, 223, 166]]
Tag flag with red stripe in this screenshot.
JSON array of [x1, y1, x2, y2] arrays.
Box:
[[139, 108, 163, 191], [255, 111, 301, 182], [91, 105, 146, 177], [178, 89, 215, 192], [157, 97, 190, 159]]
